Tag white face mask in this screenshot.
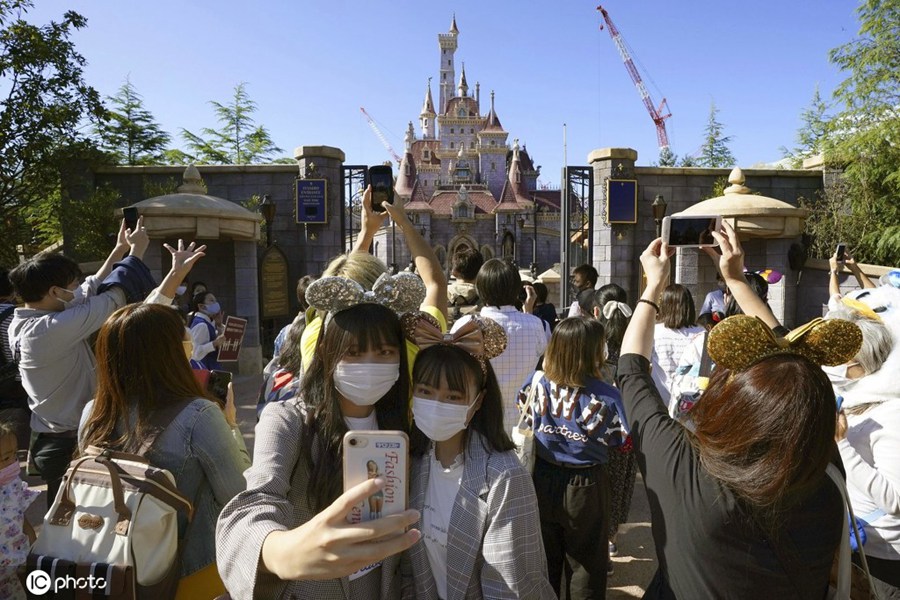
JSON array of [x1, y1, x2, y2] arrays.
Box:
[[176, 285, 187, 296], [412, 396, 477, 442], [56, 285, 85, 310], [822, 362, 860, 392], [334, 362, 400, 406]]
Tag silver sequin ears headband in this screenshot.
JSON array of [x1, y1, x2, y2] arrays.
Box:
[[305, 271, 426, 316]]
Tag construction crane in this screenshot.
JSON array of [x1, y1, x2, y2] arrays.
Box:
[[360, 107, 401, 164], [596, 5, 672, 150]]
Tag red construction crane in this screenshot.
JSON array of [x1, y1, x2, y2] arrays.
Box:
[[597, 5, 672, 150], [360, 106, 402, 164]]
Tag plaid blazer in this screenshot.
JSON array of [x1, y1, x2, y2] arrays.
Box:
[[215, 398, 400, 600], [401, 432, 557, 600]]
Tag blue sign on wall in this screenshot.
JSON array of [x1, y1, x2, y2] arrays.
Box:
[[606, 179, 638, 224], [295, 179, 328, 224]]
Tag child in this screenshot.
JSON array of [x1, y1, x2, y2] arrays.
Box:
[[402, 315, 556, 599], [216, 274, 426, 599], [520, 317, 627, 599], [0, 421, 40, 600]]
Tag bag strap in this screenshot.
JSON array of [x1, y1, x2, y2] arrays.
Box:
[[0, 305, 15, 367], [825, 463, 878, 599], [697, 331, 713, 391], [516, 374, 541, 428], [136, 398, 196, 456]]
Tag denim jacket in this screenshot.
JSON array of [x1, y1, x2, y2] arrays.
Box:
[[80, 398, 250, 576]]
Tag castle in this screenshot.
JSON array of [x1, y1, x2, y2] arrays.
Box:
[[371, 15, 561, 276]]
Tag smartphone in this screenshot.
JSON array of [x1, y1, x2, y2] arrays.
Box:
[[342, 430, 408, 523], [123, 206, 139, 232], [207, 370, 232, 407], [368, 165, 394, 214], [836, 243, 846, 263], [662, 215, 722, 248]]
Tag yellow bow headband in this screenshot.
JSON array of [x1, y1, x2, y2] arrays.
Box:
[[707, 315, 862, 372]]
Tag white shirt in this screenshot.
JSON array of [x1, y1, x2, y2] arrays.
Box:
[[343, 413, 379, 431], [190, 312, 218, 362], [453, 306, 550, 433], [422, 450, 464, 600], [651, 323, 704, 406], [838, 401, 900, 560], [567, 300, 583, 318]]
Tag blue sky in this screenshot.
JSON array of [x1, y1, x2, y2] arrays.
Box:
[[28, 1, 859, 185]]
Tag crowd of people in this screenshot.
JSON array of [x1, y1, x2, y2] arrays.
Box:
[[0, 187, 898, 600]]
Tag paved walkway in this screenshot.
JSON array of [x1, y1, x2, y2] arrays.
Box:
[[23, 372, 659, 597]]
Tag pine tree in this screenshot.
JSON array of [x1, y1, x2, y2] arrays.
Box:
[[657, 146, 677, 167], [181, 83, 283, 164], [97, 77, 170, 165], [697, 102, 736, 168], [782, 86, 829, 167]]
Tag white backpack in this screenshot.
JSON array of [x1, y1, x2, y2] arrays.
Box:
[[27, 406, 193, 599]]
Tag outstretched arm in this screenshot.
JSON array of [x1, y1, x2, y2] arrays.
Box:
[[383, 192, 448, 316], [845, 252, 876, 290], [94, 219, 132, 281], [709, 220, 781, 330], [621, 238, 672, 361], [352, 185, 388, 254]]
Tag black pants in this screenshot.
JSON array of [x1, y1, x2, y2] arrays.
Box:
[[533, 456, 609, 600], [31, 432, 77, 508], [853, 553, 900, 598]]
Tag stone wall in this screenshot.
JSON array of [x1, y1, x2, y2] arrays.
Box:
[[589, 148, 824, 327]]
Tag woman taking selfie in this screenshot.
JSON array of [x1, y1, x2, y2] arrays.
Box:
[[402, 315, 555, 599], [216, 274, 428, 599], [616, 222, 862, 598]]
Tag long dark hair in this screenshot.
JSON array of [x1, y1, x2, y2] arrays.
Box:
[[410, 344, 513, 457], [299, 303, 410, 512], [81, 304, 209, 452], [689, 354, 836, 512], [594, 283, 630, 360]]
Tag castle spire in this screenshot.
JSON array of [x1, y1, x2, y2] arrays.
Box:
[[450, 13, 459, 34], [458, 63, 469, 97], [421, 78, 435, 116]]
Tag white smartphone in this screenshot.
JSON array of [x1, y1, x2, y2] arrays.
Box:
[[342, 430, 409, 524], [662, 215, 722, 248]]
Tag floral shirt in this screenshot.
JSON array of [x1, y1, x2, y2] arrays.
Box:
[[1, 477, 40, 600]]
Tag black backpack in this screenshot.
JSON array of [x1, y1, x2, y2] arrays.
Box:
[[0, 305, 27, 406]]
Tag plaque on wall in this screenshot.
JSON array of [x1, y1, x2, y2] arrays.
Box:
[[606, 179, 638, 224], [259, 245, 291, 319], [296, 178, 328, 224]]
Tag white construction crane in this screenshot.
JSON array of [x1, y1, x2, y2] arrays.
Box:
[[360, 106, 401, 164]]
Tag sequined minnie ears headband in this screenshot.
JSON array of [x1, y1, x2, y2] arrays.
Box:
[[401, 313, 508, 372], [707, 315, 862, 372], [305, 272, 426, 316]]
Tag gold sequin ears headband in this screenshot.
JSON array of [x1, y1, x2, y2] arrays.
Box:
[[707, 315, 862, 372], [402, 313, 507, 370], [305, 272, 426, 316]]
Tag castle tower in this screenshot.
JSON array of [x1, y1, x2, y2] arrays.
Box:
[[438, 15, 459, 114], [478, 90, 509, 198], [457, 63, 469, 97], [420, 79, 436, 139]]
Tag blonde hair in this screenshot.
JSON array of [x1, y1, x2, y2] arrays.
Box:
[[323, 253, 388, 290]]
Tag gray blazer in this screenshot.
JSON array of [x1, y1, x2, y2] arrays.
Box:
[[215, 398, 400, 600], [402, 432, 557, 600]]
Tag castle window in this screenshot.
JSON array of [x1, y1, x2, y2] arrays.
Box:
[[450, 128, 454, 133], [490, 140, 495, 146], [470, 128, 474, 133], [470, 142, 475, 149], [491, 162, 496, 170], [442, 73, 446, 81], [448, 60, 451, 65], [423, 149, 431, 160], [450, 142, 454, 149]]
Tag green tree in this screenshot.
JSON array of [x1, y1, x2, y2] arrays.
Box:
[[0, 1, 106, 263], [657, 146, 677, 167], [678, 154, 698, 167], [782, 86, 829, 167], [96, 77, 170, 165], [817, 0, 900, 264], [181, 82, 283, 164], [697, 102, 736, 168]]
